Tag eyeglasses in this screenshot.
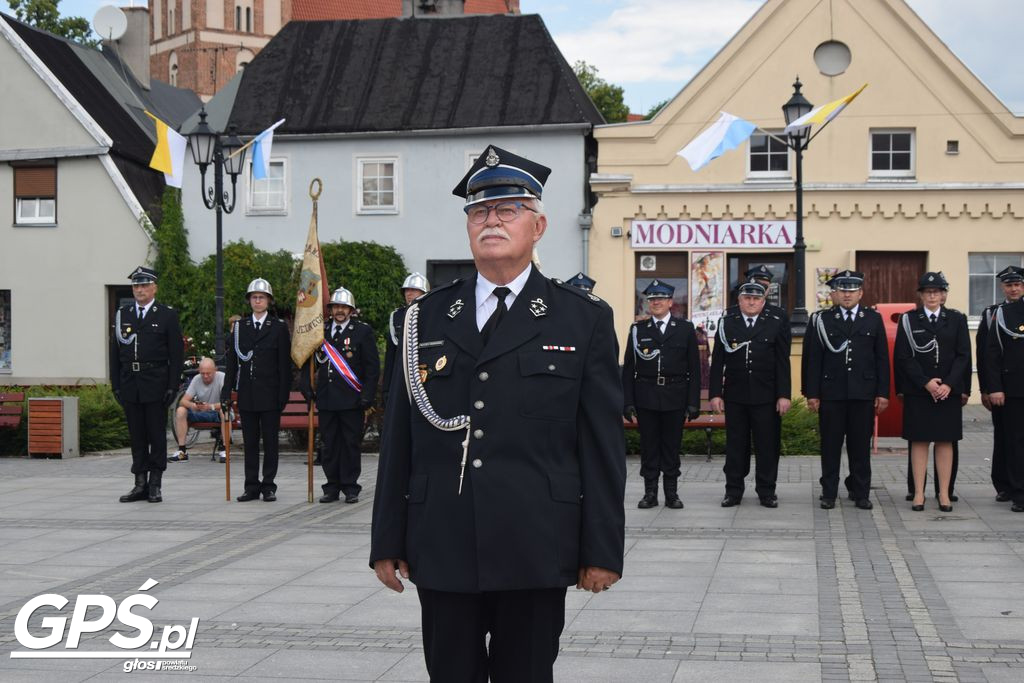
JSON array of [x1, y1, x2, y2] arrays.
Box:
[[465, 201, 537, 224]]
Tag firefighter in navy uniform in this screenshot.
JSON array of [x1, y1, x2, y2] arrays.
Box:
[[730, 265, 791, 338], [382, 273, 428, 408], [623, 280, 702, 509], [370, 145, 625, 683], [976, 265, 1024, 501], [111, 266, 184, 503], [300, 287, 380, 504], [984, 282, 1024, 512], [802, 271, 890, 510], [223, 278, 292, 502], [566, 272, 597, 293], [710, 280, 792, 508]]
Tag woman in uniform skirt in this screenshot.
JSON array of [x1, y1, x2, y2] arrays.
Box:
[[894, 272, 970, 512]]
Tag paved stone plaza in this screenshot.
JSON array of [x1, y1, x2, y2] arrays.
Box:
[[1, 406, 1022, 681]]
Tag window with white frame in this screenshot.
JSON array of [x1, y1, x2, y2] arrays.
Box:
[[747, 131, 789, 178], [357, 157, 398, 214], [247, 159, 287, 214], [870, 129, 914, 178], [14, 164, 57, 226], [969, 253, 1024, 316]]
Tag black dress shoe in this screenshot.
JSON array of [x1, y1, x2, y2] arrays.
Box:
[[262, 491, 277, 502], [855, 499, 873, 510], [911, 503, 925, 511], [950, 494, 959, 502], [938, 502, 953, 513], [905, 493, 914, 502], [637, 494, 659, 509], [759, 496, 778, 508], [664, 496, 684, 509], [236, 491, 259, 502], [1011, 503, 1024, 513], [996, 492, 1011, 502], [344, 493, 359, 504], [319, 494, 339, 503], [820, 499, 835, 510], [720, 495, 741, 507]]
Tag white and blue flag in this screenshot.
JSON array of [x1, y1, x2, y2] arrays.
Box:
[[251, 119, 286, 180], [677, 112, 757, 172]]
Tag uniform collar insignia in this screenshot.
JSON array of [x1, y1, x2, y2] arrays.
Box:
[[587, 293, 600, 302], [448, 299, 465, 319], [528, 298, 547, 317]]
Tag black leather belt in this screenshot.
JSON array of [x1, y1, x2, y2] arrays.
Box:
[[130, 361, 166, 372], [637, 375, 687, 386]]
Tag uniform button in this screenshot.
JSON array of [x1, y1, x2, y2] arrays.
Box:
[[547, 364, 556, 371], [473, 429, 484, 439], [474, 400, 485, 410], [478, 371, 489, 381], [472, 458, 483, 468]]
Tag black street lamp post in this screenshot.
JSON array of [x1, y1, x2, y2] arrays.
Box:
[[186, 107, 247, 363], [781, 77, 814, 333]]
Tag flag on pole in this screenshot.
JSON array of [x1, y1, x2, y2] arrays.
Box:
[[783, 84, 867, 134], [677, 112, 757, 171], [251, 119, 286, 180], [145, 111, 187, 188], [290, 184, 329, 367]]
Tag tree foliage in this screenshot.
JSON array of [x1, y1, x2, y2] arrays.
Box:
[[9, 0, 99, 47], [321, 241, 408, 345], [645, 99, 669, 120], [573, 60, 630, 124]]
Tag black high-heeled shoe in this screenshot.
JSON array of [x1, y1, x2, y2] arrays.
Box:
[[938, 502, 953, 513], [911, 499, 925, 511]]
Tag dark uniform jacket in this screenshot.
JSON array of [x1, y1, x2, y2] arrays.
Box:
[[223, 315, 292, 411], [803, 306, 890, 401], [894, 306, 970, 397], [622, 316, 702, 411], [709, 310, 791, 404], [381, 307, 408, 405], [370, 267, 626, 593], [300, 319, 380, 411], [726, 302, 791, 343], [984, 298, 1024, 397], [109, 302, 184, 403]]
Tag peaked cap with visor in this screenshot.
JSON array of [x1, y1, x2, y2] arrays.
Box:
[[453, 145, 552, 207]]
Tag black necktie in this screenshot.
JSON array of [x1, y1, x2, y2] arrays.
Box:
[[138, 306, 145, 320], [656, 320, 665, 335], [254, 320, 262, 331], [929, 313, 937, 324], [845, 310, 854, 322], [746, 318, 754, 328], [333, 325, 343, 343], [481, 287, 511, 345]]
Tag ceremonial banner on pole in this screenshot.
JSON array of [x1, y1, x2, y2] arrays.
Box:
[[290, 179, 329, 367]]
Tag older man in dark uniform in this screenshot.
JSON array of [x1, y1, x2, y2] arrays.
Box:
[[370, 145, 625, 682], [977, 265, 1024, 501], [985, 279, 1024, 512], [382, 273, 428, 409], [110, 266, 184, 503], [710, 280, 791, 508], [223, 278, 292, 502], [300, 287, 380, 504], [623, 280, 701, 509], [803, 271, 890, 510]]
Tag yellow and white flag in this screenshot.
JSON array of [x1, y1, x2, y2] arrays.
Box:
[[290, 187, 329, 367], [783, 84, 867, 134], [145, 111, 188, 188]]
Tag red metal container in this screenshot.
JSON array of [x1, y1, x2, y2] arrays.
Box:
[[875, 303, 915, 438]]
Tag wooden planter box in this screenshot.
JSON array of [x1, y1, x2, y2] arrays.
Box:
[[28, 397, 79, 458]]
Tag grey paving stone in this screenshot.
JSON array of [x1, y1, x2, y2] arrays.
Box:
[[242, 648, 405, 679], [671, 660, 821, 682]]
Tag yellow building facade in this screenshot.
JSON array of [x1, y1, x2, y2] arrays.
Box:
[[590, 0, 1024, 398]]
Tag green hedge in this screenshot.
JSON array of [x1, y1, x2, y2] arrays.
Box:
[[624, 398, 820, 456], [0, 385, 130, 456]]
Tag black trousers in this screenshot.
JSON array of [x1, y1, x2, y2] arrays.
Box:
[[723, 401, 779, 499], [123, 400, 168, 474], [990, 406, 1010, 494], [417, 586, 566, 683], [818, 399, 873, 501], [240, 410, 281, 494], [319, 409, 364, 497], [1003, 397, 1024, 506], [905, 442, 959, 497], [636, 407, 685, 481]]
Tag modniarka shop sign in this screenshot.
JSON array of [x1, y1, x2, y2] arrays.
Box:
[[631, 221, 796, 250]]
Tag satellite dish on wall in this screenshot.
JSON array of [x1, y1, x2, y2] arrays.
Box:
[[93, 5, 128, 42]]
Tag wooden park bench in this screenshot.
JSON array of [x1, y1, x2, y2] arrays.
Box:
[[187, 391, 317, 453], [0, 391, 25, 430], [622, 389, 726, 460]]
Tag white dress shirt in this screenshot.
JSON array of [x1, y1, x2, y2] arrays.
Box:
[[475, 264, 532, 331]]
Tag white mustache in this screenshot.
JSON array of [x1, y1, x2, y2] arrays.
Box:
[[477, 227, 511, 243]]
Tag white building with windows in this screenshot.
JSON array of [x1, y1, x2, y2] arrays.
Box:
[[180, 14, 603, 288]]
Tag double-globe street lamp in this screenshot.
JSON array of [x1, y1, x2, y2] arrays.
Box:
[[186, 107, 248, 363], [781, 77, 814, 333]]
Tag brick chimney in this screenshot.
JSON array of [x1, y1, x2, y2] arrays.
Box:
[[116, 6, 151, 89]]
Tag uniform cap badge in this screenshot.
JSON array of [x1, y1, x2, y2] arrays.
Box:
[[485, 147, 500, 167], [529, 298, 547, 317], [435, 355, 447, 372]]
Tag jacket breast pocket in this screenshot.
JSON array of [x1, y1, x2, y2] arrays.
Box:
[[518, 351, 582, 421], [418, 347, 458, 382]]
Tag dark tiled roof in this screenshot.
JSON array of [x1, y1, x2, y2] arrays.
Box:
[[227, 14, 603, 134], [291, 0, 515, 22]]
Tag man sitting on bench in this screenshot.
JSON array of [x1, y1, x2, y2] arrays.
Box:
[[170, 357, 225, 462]]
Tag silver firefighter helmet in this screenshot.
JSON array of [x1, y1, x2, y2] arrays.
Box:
[[329, 286, 355, 309], [400, 272, 429, 293], [246, 277, 273, 299]]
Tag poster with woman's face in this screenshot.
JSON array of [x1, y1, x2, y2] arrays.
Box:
[[690, 251, 725, 331]]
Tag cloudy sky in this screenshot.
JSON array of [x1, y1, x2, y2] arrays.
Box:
[[22, 0, 1024, 115]]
